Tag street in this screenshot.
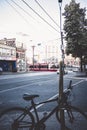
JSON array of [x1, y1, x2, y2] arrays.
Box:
[[0, 71, 87, 113]]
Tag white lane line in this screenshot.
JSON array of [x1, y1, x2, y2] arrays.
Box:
[[0, 84, 31, 94], [0, 79, 56, 94], [72, 79, 85, 87], [68, 76, 87, 80], [30, 94, 58, 112], [0, 72, 55, 80], [31, 79, 85, 111], [64, 78, 85, 86]]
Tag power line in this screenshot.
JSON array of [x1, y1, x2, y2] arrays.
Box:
[[21, 0, 60, 33], [10, 0, 38, 22], [5, 0, 29, 24], [9, 0, 60, 33], [34, 0, 60, 28]]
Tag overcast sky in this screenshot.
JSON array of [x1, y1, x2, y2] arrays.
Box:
[[0, 0, 87, 45]]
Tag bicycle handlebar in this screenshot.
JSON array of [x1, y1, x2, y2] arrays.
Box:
[[23, 80, 73, 106], [68, 80, 73, 90], [63, 80, 73, 99]]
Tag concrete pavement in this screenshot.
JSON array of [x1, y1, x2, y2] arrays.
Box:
[[33, 71, 87, 130], [0, 71, 87, 130], [36, 111, 87, 130], [45, 71, 87, 130]]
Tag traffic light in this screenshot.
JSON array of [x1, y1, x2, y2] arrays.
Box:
[[58, 0, 62, 2]]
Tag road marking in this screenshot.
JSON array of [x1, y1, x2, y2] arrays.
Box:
[[31, 79, 85, 111], [0, 78, 57, 94], [66, 75, 87, 80], [64, 78, 85, 87], [72, 79, 85, 87], [0, 72, 55, 80], [30, 94, 58, 112]]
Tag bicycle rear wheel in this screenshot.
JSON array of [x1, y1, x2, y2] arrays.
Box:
[[56, 105, 87, 130], [0, 107, 35, 130]]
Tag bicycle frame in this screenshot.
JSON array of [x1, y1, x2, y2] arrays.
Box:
[[28, 97, 59, 125], [0, 80, 87, 130]]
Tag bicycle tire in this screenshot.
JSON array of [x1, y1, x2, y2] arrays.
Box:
[[34, 123, 46, 130], [0, 107, 35, 130], [56, 105, 87, 130]]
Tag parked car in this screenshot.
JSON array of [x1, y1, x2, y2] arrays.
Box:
[[0, 67, 3, 74], [57, 69, 68, 74]]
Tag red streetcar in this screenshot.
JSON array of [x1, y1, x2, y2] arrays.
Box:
[[28, 63, 57, 72]]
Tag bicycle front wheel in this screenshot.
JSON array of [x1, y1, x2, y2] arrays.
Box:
[[56, 105, 87, 130], [0, 107, 35, 130]]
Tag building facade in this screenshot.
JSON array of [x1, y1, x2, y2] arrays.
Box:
[[0, 38, 26, 72], [0, 38, 17, 72], [16, 44, 26, 72]]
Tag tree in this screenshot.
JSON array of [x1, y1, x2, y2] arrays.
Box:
[[63, 0, 87, 71]]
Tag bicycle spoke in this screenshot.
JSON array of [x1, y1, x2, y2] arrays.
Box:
[[0, 108, 34, 130], [56, 106, 87, 130]]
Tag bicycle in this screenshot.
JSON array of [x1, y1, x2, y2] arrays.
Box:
[[0, 80, 87, 130]]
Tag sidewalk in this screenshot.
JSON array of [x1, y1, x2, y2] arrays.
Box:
[[33, 111, 87, 130], [37, 71, 87, 130], [1, 70, 87, 76], [75, 71, 87, 77], [33, 112, 60, 130], [1, 71, 35, 75]]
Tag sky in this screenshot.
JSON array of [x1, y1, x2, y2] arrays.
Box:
[[0, 0, 87, 48]]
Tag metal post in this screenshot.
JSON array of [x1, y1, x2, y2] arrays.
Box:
[[59, 61, 65, 130], [32, 46, 35, 71], [37, 43, 41, 63], [58, 0, 65, 130]]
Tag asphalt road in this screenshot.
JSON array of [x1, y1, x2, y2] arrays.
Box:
[[0, 71, 87, 113]]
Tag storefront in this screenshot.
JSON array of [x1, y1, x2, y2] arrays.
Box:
[[0, 42, 17, 72], [0, 60, 16, 72]]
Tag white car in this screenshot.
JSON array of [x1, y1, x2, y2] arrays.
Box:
[[57, 69, 68, 74], [73, 68, 79, 72]]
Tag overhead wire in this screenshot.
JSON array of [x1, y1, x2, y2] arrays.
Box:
[[6, 0, 60, 33], [1, 0, 62, 48], [21, 0, 60, 33], [10, 0, 38, 22], [4, 0, 60, 41], [34, 0, 60, 28], [5, 0, 29, 24]]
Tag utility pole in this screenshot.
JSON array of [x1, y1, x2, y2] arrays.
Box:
[[37, 43, 41, 63], [32, 46, 35, 71], [58, 0, 65, 130]]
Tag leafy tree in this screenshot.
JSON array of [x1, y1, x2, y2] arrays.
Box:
[[63, 0, 87, 71]]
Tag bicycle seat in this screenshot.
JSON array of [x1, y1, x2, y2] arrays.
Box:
[[23, 93, 39, 101]]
